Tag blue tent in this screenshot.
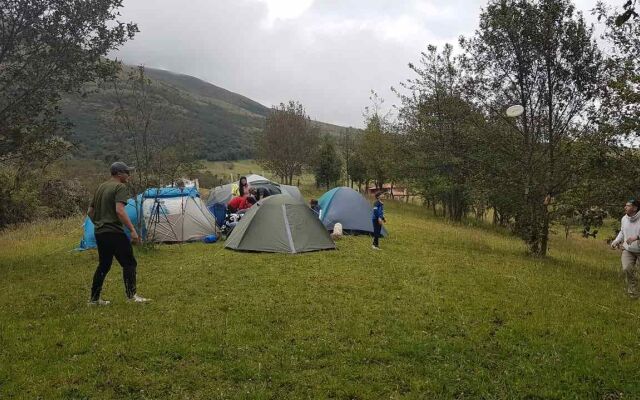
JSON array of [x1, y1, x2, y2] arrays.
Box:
[[318, 187, 388, 236], [78, 197, 142, 250]]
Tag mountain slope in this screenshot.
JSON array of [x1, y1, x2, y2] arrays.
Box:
[[61, 67, 347, 161], [143, 68, 270, 118]]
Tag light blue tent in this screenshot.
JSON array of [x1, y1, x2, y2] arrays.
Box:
[[78, 197, 142, 250], [318, 187, 388, 236]]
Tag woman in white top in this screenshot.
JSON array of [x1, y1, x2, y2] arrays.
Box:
[[611, 199, 640, 298]]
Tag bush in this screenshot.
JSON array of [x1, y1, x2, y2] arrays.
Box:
[[0, 168, 91, 230], [40, 179, 89, 219], [0, 170, 41, 229]]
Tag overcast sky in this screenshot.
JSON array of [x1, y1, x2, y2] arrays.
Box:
[[112, 0, 601, 128]]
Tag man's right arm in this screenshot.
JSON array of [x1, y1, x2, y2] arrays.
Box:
[[612, 218, 625, 247], [116, 202, 139, 243], [613, 230, 624, 247]]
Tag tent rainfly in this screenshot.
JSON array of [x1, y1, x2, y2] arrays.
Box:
[[78, 187, 217, 249], [206, 174, 305, 226], [225, 194, 335, 254], [142, 187, 218, 243], [207, 174, 305, 208], [318, 187, 388, 236]]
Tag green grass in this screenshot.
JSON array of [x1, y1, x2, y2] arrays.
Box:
[[1, 199, 639, 399], [203, 160, 273, 181]]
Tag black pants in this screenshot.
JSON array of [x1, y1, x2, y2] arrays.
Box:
[[91, 232, 137, 301], [372, 220, 382, 247]]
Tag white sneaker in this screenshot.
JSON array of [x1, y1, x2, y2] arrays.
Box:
[[88, 298, 110, 306], [372, 245, 381, 251], [128, 294, 151, 303]]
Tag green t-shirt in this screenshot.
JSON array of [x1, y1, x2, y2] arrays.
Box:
[[90, 180, 131, 234]]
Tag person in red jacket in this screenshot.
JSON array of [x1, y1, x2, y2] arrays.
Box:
[[227, 195, 256, 213]]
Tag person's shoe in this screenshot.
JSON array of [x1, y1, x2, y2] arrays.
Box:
[[372, 245, 381, 251], [88, 298, 110, 306], [128, 294, 151, 303]]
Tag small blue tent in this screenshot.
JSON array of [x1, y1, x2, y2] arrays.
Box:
[[318, 187, 388, 236]]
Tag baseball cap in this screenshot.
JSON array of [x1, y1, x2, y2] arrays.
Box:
[[110, 161, 135, 175]]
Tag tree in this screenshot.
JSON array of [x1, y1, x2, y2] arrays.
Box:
[[396, 44, 479, 221], [257, 101, 319, 185], [611, 0, 638, 26], [461, 0, 603, 256], [0, 0, 137, 163], [313, 135, 342, 190], [340, 128, 359, 187], [355, 91, 395, 191], [104, 65, 204, 240], [349, 152, 368, 192], [0, 0, 136, 228], [595, 2, 640, 142], [359, 114, 391, 190]]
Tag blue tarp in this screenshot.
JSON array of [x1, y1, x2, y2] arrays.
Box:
[[143, 187, 199, 199]]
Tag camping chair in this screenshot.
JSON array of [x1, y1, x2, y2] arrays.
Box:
[[209, 203, 227, 227]]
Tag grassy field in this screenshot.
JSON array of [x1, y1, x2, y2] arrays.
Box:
[[1, 198, 639, 399]]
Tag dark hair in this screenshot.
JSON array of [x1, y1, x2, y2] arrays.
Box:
[[310, 199, 318, 206], [246, 196, 256, 205], [375, 191, 383, 199], [239, 176, 247, 196], [629, 199, 640, 210]]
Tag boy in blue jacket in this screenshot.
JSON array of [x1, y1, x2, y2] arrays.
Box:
[[372, 191, 386, 250]]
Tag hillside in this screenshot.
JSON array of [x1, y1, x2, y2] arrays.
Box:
[[1, 198, 638, 398], [61, 67, 348, 161]]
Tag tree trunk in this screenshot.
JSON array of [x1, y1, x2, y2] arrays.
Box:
[[540, 207, 550, 256]]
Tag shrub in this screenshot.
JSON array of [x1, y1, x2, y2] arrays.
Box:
[[40, 179, 89, 219]]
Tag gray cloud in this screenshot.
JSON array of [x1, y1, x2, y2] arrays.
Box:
[[113, 0, 600, 127]]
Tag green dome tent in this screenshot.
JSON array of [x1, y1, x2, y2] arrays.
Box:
[[225, 194, 335, 254]]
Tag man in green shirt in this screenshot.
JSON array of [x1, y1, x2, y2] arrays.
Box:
[[88, 162, 150, 305]]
